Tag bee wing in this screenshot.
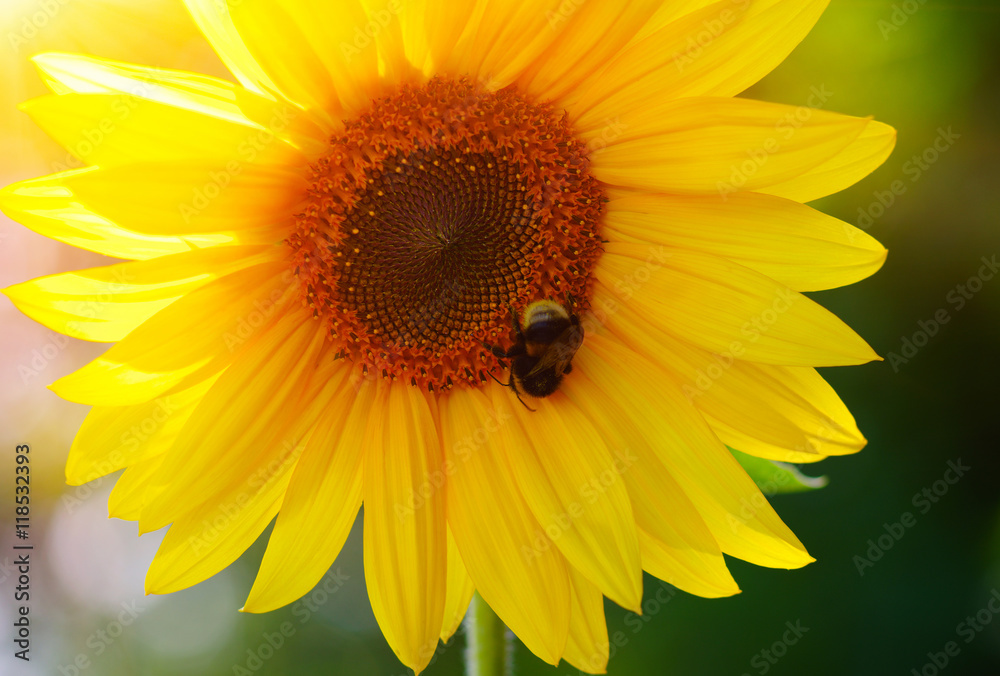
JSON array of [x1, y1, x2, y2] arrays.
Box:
[[527, 325, 583, 378]]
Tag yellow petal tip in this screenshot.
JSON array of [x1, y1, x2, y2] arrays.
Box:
[[786, 553, 816, 570], [239, 594, 270, 614], [704, 582, 742, 599]]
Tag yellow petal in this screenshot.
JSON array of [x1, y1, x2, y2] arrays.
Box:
[[631, 0, 722, 34], [758, 120, 898, 202], [0, 169, 245, 260], [440, 528, 476, 643], [67, 375, 218, 485], [55, 161, 303, 236], [145, 467, 289, 595], [227, 0, 383, 119], [0, 0, 217, 173], [495, 388, 643, 611], [605, 192, 886, 291], [363, 384, 447, 674], [509, 0, 663, 103], [183, 0, 286, 97], [137, 310, 327, 532], [189, 0, 382, 125], [108, 454, 166, 521], [561, 568, 609, 674], [603, 306, 865, 463], [30, 52, 326, 153], [441, 386, 570, 665], [395, 0, 477, 78], [22, 91, 302, 168], [569, 0, 829, 120], [561, 368, 741, 598], [243, 369, 369, 613], [444, 0, 573, 87], [705, 364, 866, 462], [4, 245, 279, 343], [585, 97, 868, 195], [144, 337, 333, 594], [354, 0, 414, 86], [580, 335, 813, 569], [50, 262, 292, 405], [594, 242, 880, 366], [364, 384, 448, 673], [638, 527, 739, 598]]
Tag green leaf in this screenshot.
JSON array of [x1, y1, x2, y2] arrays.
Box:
[[729, 448, 828, 495]]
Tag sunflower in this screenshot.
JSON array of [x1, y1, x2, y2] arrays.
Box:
[[2, 0, 894, 673]]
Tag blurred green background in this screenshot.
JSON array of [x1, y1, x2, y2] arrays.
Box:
[[2, 1, 999, 675]]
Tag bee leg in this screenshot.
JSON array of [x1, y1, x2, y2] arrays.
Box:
[[489, 344, 509, 360], [514, 394, 536, 412], [482, 357, 535, 411], [481, 340, 512, 360], [508, 377, 536, 412], [485, 369, 507, 386], [484, 340, 525, 360]]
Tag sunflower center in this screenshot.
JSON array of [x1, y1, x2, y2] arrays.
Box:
[[288, 77, 605, 391]]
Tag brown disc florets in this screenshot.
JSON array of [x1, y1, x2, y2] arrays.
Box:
[[287, 77, 604, 391]]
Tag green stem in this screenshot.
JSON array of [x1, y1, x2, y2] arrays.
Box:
[[464, 592, 510, 676]]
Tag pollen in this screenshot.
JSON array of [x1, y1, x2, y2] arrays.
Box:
[[287, 77, 604, 390]]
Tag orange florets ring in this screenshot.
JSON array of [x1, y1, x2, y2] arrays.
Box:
[[287, 77, 605, 391]]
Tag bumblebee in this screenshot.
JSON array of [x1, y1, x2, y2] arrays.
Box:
[[484, 300, 584, 410]]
